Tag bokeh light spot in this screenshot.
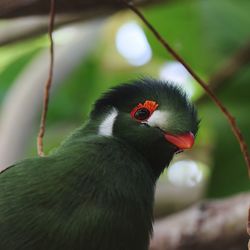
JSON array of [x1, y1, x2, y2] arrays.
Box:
[[168, 160, 204, 187], [115, 22, 152, 66]]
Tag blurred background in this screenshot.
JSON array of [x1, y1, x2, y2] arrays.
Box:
[[0, 0, 249, 221]]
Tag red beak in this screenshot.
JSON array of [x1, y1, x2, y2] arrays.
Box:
[[164, 132, 195, 150]]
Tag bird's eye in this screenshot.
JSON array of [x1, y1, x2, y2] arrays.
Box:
[[134, 108, 150, 121], [131, 100, 159, 122]]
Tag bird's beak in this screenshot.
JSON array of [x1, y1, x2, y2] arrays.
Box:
[[164, 132, 194, 150]]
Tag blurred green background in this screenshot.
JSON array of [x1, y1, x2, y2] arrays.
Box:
[[0, 0, 249, 213]]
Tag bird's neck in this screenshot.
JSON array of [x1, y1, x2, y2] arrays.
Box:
[[61, 120, 173, 180], [128, 138, 174, 179]]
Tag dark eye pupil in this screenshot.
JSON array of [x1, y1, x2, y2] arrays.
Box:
[[134, 108, 150, 120]]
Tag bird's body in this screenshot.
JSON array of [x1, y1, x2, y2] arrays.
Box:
[[0, 135, 153, 250], [0, 79, 198, 250]]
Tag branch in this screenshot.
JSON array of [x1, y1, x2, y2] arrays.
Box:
[[150, 192, 250, 250], [0, 0, 180, 46], [0, 0, 167, 19], [37, 0, 55, 156], [122, 0, 250, 177], [197, 41, 250, 104]]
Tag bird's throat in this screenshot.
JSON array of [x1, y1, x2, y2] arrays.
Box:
[[128, 139, 175, 179]]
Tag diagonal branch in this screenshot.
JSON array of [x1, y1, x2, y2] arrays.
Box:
[[122, 0, 250, 178], [37, 0, 56, 156], [150, 192, 250, 250]]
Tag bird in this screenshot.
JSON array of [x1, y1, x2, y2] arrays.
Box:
[[0, 78, 199, 250]]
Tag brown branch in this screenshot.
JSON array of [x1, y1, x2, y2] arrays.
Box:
[[0, 0, 181, 47], [150, 192, 250, 250], [37, 0, 56, 156], [122, 1, 250, 178], [0, 0, 168, 19]]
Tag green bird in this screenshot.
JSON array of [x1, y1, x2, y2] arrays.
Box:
[[0, 78, 198, 250]]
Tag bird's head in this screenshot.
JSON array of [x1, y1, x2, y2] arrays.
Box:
[[90, 78, 199, 178]]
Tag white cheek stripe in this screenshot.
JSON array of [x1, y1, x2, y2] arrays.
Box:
[[98, 108, 118, 136], [146, 110, 169, 128]]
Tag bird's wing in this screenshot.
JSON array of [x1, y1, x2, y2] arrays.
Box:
[[0, 135, 153, 250]]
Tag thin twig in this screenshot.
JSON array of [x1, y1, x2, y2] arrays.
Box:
[[37, 0, 56, 156], [123, 0, 250, 178]]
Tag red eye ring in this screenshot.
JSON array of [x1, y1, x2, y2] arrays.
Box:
[[131, 100, 159, 121]]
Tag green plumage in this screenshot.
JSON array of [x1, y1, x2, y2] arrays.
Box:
[[0, 79, 198, 250]]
